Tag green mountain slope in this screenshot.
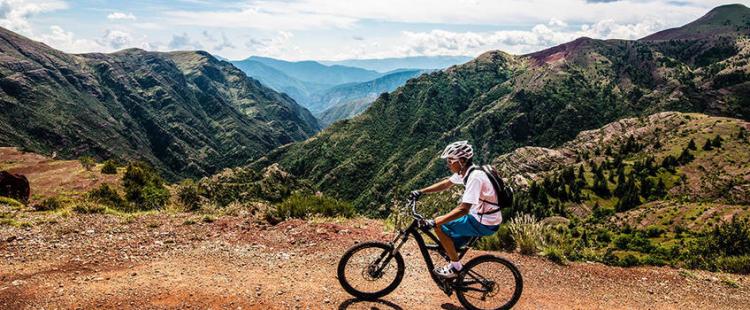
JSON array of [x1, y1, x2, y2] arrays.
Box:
[[0, 27, 319, 180], [254, 5, 750, 214]]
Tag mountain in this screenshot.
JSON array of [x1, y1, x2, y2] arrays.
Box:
[[252, 5, 750, 213], [313, 69, 430, 125], [230, 59, 331, 108], [231, 57, 433, 120], [235, 56, 382, 85], [320, 56, 473, 73], [0, 27, 319, 180], [640, 4, 750, 41]]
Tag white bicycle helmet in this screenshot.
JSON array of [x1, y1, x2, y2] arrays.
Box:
[[440, 140, 473, 159]]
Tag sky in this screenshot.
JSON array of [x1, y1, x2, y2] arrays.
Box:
[[0, 0, 745, 61]]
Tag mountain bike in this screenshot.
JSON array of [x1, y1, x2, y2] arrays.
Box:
[[337, 198, 523, 310]]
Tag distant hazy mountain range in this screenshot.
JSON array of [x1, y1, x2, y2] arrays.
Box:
[[319, 56, 473, 73], [230, 56, 469, 125]]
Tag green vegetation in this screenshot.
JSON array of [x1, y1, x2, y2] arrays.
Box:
[[122, 162, 170, 211], [268, 192, 355, 222], [101, 160, 119, 174], [79, 156, 95, 171]]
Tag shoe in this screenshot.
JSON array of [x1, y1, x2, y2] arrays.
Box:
[[434, 264, 458, 278]]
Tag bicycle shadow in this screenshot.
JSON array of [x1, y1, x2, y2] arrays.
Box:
[[338, 298, 465, 310], [338, 298, 404, 310]]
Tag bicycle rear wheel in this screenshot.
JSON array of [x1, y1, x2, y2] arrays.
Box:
[[337, 241, 405, 300], [456, 255, 523, 310]]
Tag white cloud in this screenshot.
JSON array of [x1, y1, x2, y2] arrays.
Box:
[[168, 32, 203, 50], [393, 17, 667, 57], [99, 29, 133, 49], [35, 25, 104, 53], [162, 0, 724, 31], [165, 4, 356, 30], [0, 0, 67, 34], [107, 12, 136, 20], [243, 31, 297, 57]]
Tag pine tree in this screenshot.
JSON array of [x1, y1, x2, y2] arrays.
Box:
[[615, 175, 641, 212], [653, 178, 667, 199], [654, 139, 662, 149], [702, 139, 713, 151], [593, 172, 611, 198], [614, 169, 627, 197], [711, 134, 723, 148], [640, 177, 653, 200], [677, 147, 694, 165]]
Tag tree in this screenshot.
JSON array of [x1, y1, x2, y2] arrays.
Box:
[[640, 177, 653, 200], [711, 134, 723, 148], [687, 139, 697, 150], [702, 139, 714, 151], [101, 160, 118, 174], [615, 175, 641, 212], [652, 178, 667, 199], [593, 172, 611, 198], [677, 147, 694, 165]]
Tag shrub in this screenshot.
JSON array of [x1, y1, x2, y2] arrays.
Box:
[[177, 179, 202, 211], [269, 193, 355, 221], [87, 184, 125, 210], [714, 255, 750, 274], [542, 246, 568, 265], [79, 156, 96, 171], [644, 225, 665, 238], [122, 162, 170, 210], [33, 196, 65, 211], [71, 202, 107, 214], [476, 225, 516, 252], [620, 254, 641, 267], [101, 160, 118, 174], [507, 213, 545, 255]]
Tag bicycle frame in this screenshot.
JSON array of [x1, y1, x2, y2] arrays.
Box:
[[378, 200, 478, 294]]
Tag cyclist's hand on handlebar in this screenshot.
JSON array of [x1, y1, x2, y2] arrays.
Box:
[[418, 218, 435, 230], [409, 190, 423, 201]]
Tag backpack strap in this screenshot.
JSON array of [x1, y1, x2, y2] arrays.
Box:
[[463, 165, 503, 218]]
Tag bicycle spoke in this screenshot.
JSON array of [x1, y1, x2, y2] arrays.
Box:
[[457, 257, 521, 310]]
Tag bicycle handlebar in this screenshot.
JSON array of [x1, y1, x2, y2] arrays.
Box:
[[406, 198, 425, 220]]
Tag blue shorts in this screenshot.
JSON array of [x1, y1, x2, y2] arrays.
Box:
[[440, 215, 499, 249]]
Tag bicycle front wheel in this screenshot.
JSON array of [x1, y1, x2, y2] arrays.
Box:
[[456, 255, 523, 310], [337, 241, 405, 300]]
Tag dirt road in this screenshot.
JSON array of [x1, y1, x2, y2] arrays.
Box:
[[1, 214, 749, 309]]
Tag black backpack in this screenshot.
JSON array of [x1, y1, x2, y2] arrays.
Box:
[[463, 165, 514, 214]]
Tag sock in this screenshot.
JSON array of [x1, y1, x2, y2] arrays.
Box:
[[451, 261, 462, 271]]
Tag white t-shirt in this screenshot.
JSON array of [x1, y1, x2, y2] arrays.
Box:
[[449, 167, 503, 226]]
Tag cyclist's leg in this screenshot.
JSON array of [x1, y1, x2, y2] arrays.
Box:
[[435, 215, 473, 261]]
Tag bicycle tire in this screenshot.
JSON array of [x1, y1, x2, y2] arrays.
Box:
[[456, 254, 523, 310], [337, 241, 406, 300]]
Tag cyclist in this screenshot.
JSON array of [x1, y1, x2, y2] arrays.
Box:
[[410, 141, 502, 278]]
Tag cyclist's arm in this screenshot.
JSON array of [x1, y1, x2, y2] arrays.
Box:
[[435, 202, 471, 225], [418, 178, 453, 194]]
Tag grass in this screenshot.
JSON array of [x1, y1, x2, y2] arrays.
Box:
[[0, 196, 24, 208]]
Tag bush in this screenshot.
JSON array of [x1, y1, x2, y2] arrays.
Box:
[[33, 196, 65, 211], [269, 193, 355, 221], [619, 254, 641, 267], [79, 156, 96, 171], [644, 225, 665, 238], [122, 162, 170, 210], [476, 225, 516, 252], [507, 213, 545, 255], [101, 160, 118, 174], [715, 255, 750, 274], [542, 246, 568, 265], [177, 179, 202, 211], [72, 202, 106, 214], [87, 184, 125, 210]]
